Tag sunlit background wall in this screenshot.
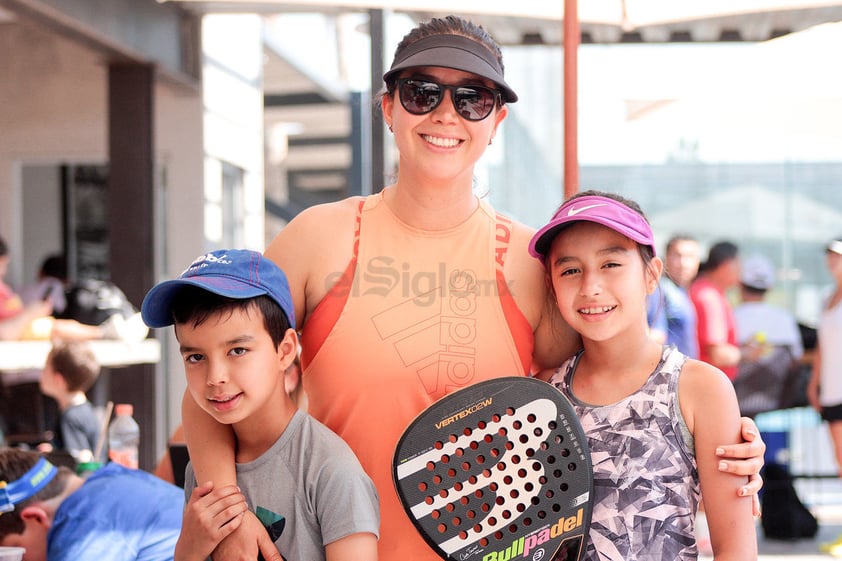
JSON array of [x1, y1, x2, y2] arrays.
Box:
[[490, 22, 842, 329]]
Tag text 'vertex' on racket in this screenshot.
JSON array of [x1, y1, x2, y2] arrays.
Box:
[[393, 376, 593, 561]]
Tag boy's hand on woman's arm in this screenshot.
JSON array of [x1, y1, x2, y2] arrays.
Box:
[[175, 482, 248, 561]]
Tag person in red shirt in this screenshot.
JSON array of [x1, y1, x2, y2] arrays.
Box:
[[690, 241, 742, 379]]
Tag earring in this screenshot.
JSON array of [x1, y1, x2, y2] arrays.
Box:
[[388, 124, 393, 133], [488, 138, 494, 145]]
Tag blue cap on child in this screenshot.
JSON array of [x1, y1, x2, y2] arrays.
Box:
[[141, 249, 295, 329]]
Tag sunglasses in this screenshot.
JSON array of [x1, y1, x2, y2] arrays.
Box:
[[395, 78, 501, 122]]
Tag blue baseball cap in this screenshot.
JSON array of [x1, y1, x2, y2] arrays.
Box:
[[141, 249, 295, 329]]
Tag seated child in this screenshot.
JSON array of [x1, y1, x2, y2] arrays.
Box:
[[140, 249, 379, 561], [0, 447, 183, 561], [38, 341, 104, 463]]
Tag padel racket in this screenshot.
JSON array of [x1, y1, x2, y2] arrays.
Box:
[[393, 376, 593, 561]]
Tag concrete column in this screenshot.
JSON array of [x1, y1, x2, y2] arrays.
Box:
[[107, 62, 157, 470]]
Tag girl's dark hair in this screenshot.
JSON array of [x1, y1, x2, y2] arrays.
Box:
[[170, 286, 291, 348]]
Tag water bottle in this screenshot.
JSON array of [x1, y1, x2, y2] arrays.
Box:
[[108, 403, 140, 469]]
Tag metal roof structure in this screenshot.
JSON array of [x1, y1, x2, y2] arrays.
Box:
[[165, 0, 842, 44], [163, 0, 842, 199]]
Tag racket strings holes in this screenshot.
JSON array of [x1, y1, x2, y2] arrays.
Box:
[[393, 378, 591, 560]]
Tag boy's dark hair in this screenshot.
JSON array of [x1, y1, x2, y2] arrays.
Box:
[[0, 448, 72, 541], [47, 341, 101, 392], [169, 286, 291, 348], [0, 236, 8, 258]]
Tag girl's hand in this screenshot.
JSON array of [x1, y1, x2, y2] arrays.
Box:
[[174, 482, 248, 561]]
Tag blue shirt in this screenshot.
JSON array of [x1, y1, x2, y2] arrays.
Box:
[[48, 463, 183, 561], [647, 278, 699, 359]]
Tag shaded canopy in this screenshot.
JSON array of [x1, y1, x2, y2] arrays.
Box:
[[649, 184, 842, 244]]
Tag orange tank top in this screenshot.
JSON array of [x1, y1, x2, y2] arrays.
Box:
[[300, 193, 533, 561]]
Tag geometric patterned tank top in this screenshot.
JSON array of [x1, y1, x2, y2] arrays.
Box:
[[550, 345, 700, 561]]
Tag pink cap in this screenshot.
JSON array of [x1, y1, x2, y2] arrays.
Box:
[[529, 195, 656, 262]]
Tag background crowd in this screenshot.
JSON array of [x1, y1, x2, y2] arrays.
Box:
[[1, 11, 839, 561]]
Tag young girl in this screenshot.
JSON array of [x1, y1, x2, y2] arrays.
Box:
[[529, 190, 757, 560]]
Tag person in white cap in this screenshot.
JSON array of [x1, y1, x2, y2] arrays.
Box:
[[732, 254, 804, 418]]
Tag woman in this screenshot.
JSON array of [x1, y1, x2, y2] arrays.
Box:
[[181, 16, 766, 561], [810, 236, 842, 556]]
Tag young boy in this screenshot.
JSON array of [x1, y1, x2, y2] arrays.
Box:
[[140, 249, 379, 561], [0, 447, 183, 561], [38, 341, 104, 462]]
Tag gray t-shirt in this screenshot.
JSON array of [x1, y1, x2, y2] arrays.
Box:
[[185, 410, 379, 561]]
